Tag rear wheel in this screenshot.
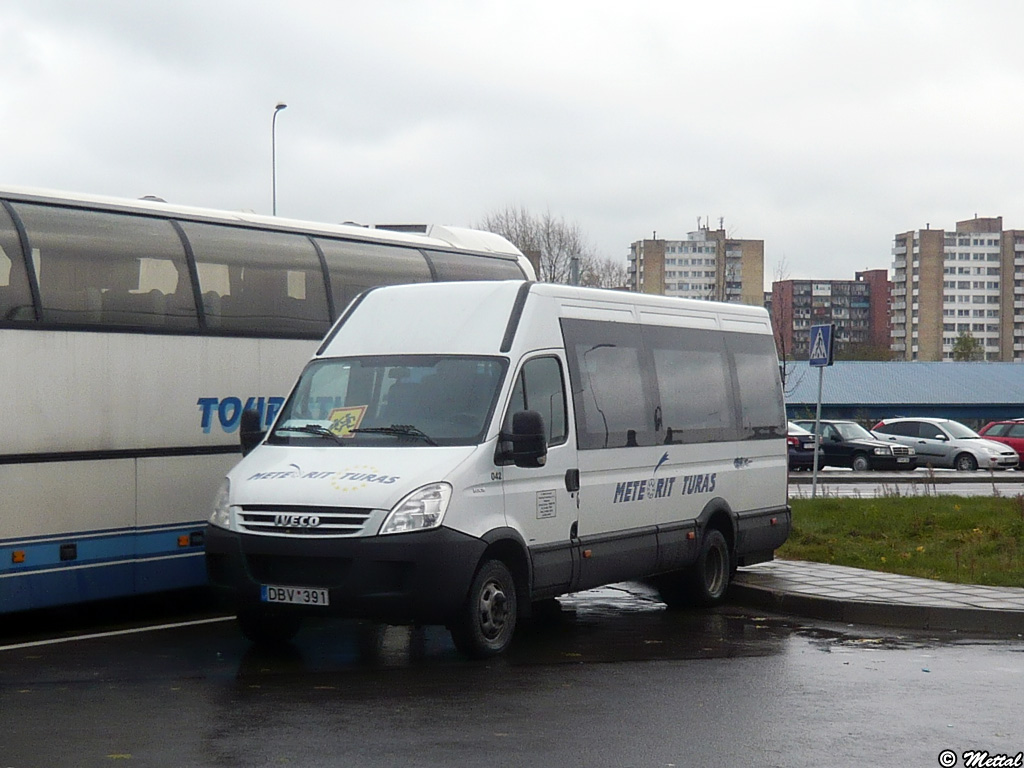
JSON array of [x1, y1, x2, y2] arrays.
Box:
[[450, 559, 518, 659], [955, 453, 978, 472], [236, 606, 303, 646], [657, 528, 731, 609]]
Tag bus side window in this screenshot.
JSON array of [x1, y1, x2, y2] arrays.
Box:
[[0, 205, 35, 322]]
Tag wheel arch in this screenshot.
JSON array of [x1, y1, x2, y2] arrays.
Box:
[[696, 498, 736, 553], [478, 527, 532, 617]]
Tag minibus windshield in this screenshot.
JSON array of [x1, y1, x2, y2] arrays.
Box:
[[268, 355, 508, 447]]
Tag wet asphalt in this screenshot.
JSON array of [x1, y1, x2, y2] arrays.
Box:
[[1, 584, 1022, 768]]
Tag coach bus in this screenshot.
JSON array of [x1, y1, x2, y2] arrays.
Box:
[[0, 185, 534, 614]]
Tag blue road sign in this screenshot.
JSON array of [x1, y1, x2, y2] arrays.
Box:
[[809, 323, 834, 367]]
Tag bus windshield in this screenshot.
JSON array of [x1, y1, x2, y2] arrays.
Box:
[[269, 355, 509, 447]]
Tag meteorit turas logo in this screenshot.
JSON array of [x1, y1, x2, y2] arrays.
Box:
[[246, 464, 401, 492], [613, 452, 717, 504]]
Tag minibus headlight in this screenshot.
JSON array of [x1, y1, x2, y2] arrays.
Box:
[[209, 479, 233, 529], [380, 482, 452, 535]]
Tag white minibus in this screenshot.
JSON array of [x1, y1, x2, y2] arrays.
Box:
[[206, 280, 791, 657]]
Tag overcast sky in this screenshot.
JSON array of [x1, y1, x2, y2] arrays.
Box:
[[4, 0, 1024, 288]]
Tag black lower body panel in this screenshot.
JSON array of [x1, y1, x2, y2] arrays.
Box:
[[205, 524, 486, 625]]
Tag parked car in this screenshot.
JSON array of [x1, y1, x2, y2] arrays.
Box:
[[793, 419, 917, 471], [872, 417, 1019, 471], [977, 419, 1024, 460], [787, 421, 820, 471]]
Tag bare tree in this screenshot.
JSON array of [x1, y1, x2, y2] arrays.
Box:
[[770, 255, 803, 396], [477, 205, 598, 284], [580, 256, 629, 289]]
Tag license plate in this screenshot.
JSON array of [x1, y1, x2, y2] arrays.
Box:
[[261, 585, 329, 606], [897, 457, 910, 463], [803, 443, 815, 450]]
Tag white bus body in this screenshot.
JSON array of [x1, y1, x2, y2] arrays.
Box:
[[0, 186, 532, 613], [206, 280, 791, 657]]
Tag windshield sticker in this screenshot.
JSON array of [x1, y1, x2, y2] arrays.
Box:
[[327, 406, 367, 438]]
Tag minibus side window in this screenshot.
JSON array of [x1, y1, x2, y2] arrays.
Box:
[[644, 325, 735, 444], [560, 318, 657, 450], [725, 334, 786, 439]]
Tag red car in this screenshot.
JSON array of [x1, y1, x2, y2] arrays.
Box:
[[978, 419, 1024, 460]]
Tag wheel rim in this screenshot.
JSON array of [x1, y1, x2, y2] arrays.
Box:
[[703, 543, 727, 597], [477, 579, 509, 640], [957, 454, 976, 471]]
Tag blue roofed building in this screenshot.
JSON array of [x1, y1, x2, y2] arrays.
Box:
[[782, 361, 1024, 427]]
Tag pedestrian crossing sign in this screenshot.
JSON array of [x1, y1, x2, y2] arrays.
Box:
[[809, 323, 834, 367]]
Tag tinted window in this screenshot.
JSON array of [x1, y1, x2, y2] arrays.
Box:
[[316, 239, 431, 315], [878, 421, 916, 437], [726, 333, 786, 439], [505, 356, 568, 446], [424, 250, 525, 281], [14, 203, 197, 329], [180, 222, 329, 335], [0, 204, 34, 321], [561, 319, 655, 450], [644, 324, 734, 444], [1007, 424, 1024, 438], [985, 423, 1008, 436]]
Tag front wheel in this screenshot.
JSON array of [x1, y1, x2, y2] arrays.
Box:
[[851, 454, 871, 472], [450, 559, 518, 659], [954, 453, 978, 472]]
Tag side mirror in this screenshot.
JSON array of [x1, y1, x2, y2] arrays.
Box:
[[510, 410, 547, 468], [240, 408, 266, 456]]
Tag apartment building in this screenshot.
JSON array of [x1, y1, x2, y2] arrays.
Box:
[[627, 224, 764, 306], [891, 217, 1024, 361], [771, 270, 891, 361]]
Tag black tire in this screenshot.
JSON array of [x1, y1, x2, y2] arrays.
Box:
[[657, 528, 731, 609], [851, 453, 871, 472], [450, 559, 518, 659], [954, 453, 978, 472], [236, 606, 303, 646]]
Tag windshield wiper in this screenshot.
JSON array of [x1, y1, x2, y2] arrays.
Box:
[[276, 424, 346, 445], [352, 425, 437, 446]]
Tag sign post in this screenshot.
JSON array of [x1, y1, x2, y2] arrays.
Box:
[[808, 323, 834, 499]]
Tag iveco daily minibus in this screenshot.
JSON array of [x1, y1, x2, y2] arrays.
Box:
[[206, 280, 791, 657]]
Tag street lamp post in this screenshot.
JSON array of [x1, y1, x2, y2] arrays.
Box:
[[272, 102, 287, 215]]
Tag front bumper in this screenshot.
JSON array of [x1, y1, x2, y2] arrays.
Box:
[[205, 524, 487, 625]]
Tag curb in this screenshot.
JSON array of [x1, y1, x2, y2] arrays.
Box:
[[727, 580, 1024, 635]]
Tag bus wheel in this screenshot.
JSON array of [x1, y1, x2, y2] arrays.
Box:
[[450, 559, 518, 659], [657, 528, 731, 609], [237, 607, 303, 646]]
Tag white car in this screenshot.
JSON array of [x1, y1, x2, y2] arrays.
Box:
[[872, 417, 1019, 471]]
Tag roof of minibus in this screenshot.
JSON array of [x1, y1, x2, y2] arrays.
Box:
[[0, 184, 526, 259], [318, 280, 773, 359]]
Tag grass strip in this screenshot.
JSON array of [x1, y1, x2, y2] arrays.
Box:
[[779, 495, 1024, 587]]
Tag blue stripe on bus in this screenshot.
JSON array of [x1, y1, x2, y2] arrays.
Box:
[[0, 523, 210, 613]]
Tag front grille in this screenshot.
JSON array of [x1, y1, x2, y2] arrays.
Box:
[[238, 504, 375, 537], [891, 445, 911, 457]]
